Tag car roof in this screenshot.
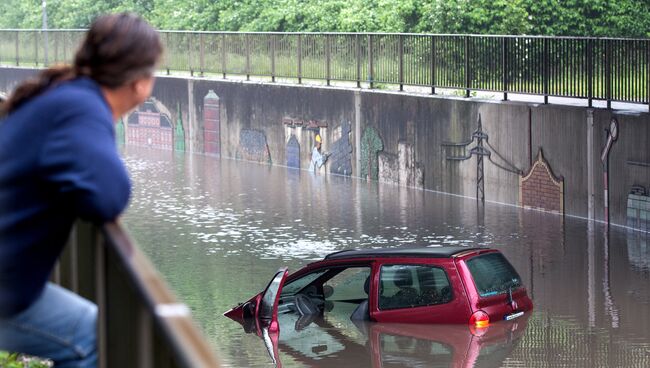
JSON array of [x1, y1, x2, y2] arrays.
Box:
[[324, 246, 488, 260]]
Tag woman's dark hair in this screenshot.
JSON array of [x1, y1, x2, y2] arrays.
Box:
[[1, 13, 162, 116]]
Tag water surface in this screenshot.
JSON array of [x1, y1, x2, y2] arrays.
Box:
[[122, 146, 650, 367]]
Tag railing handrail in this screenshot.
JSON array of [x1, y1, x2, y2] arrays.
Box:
[[53, 221, 221, 368], [1, 29, 648, 41]]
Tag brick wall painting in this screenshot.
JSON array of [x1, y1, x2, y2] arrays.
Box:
[[286, 135, 300, 169], [519, 149, 564, 214], [378, 141, 424, 188], [360, 126, 384, 180], [328, 121, 353, 176], [126, 98, 173, 150], [204, 90, 220, 155], [237, 129, 272, 164]]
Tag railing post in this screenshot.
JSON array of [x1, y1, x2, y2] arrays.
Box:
[[53, 32, 58, 64], [326, 35, 331, 86], [165, 33, 170, 75], [64, 32, 68, 64], [356, 34, 361, 88], [586, 38, 594, 107], [399, 35, 404, 91], [222, 33, 227, 79], [137, 306, 153, 368], [646, 39, 650, 112], [502, 37, 508, 101], [199, 33, 205, 77], [34, 31, 39, 67], [543, 37, 549, 104], [189, 34, 194, 76], [271, 34, 276, 82], [606, 39, 612, 109], [297, 34, 302, 84], [431, 35, 436, 94], [95, 231, 107, 368], [368, 34, 373, 89], [245, 33, 250, 81], [465, 35, 470, 98], [15, 31, 19, 66]]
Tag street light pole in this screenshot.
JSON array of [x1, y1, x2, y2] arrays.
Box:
[[42, 0, 48, 65]]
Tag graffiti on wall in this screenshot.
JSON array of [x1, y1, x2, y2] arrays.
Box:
[[174, 103, 185, 152], [360, 126, 384, 180], [328, 121, 353, 176], [237, 129, 272, 164], [627, 185, 650, 232], [378, 141, 424, 188], [519, 149, 564, 214], [204, 90, 220, 155], [127, 97, 173, 150], [286, 135, 300, 169], [115, 119, 125, 145]]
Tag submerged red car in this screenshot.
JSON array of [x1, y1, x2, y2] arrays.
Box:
[[225, 246, 533, 330]]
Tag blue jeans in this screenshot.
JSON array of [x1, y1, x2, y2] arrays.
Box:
[[0, 283, 97, 368]]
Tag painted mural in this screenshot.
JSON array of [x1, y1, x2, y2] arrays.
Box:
[[115, 119, 125, 145], [627, 185, 650, 232], [126, 97, 173, 150], [360, 126, 384, 180], [174, 103, 185, 152], [519, 150, 564, 214], [237, 129, 272, 164], [328, 121, 353, 176], [286, 135, 300, 169], [204, 90, 220, 155], [378, 141, 424, 188], [283, 117, 328, 171]]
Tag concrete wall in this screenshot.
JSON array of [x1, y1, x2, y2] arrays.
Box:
[[0, 67, 648, 228]]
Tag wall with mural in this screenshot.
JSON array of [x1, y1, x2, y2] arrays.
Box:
[[0, 67, 649, 228]]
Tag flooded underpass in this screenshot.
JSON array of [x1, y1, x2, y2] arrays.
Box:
[[121, 146, 650, 368]]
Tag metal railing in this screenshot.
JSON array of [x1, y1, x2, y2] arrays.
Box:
[[51, 221, 221, 368], [0, 30, 648, 108]]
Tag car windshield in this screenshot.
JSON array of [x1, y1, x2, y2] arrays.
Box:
[[280, 270, 328, 297], [466, 253, 522, 297]]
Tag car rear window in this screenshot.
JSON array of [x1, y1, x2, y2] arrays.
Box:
[[465, 253, 522, 297]]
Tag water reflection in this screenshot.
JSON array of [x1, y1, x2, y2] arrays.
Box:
[[121, 146, 650, 367], [242, 313, 529, 368]]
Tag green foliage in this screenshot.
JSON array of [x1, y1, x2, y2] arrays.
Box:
[[0, 0, 647, 37], [0, 351, 52, 368]]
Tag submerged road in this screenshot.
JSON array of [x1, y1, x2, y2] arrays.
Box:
[[122, 146, 650, 368]]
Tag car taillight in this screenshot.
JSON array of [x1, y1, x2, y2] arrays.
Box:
[[469, 310, 490, 328]]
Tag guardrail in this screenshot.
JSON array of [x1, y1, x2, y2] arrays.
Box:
[[0, 30, 648, 109], [51, 221, 221, 368]]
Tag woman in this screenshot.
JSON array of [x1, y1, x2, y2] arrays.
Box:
[[0, 13, 162, 367]]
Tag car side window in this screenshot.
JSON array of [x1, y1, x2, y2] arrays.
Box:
[[379, 265, 452, 310], [324, 267, 371, 301]]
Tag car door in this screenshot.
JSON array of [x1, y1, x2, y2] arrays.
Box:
[[370, 261, 472, 324], [257, 267, 289, 332]]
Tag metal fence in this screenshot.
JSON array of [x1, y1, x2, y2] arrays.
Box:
[[52, 221, 221, 368], [0, 30, 648, 108]]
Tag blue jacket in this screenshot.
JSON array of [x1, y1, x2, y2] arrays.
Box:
[[0, 77, 131, 317]]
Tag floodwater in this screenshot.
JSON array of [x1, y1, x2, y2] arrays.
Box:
[[121, 146, 650, 368]]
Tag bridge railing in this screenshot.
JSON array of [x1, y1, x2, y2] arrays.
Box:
[[0, 30, 648, 108], [51, 221, 221, 368]]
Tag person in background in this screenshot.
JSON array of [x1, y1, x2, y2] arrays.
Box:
[[0, 13, 162, 367], [308, 133, 330, 172]]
